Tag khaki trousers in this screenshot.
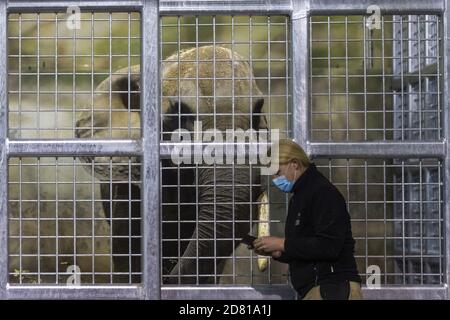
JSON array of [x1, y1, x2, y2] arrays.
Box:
[[302, 281, 363, 300]]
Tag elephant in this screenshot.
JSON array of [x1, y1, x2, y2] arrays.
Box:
[[75, 45, 270, 284]]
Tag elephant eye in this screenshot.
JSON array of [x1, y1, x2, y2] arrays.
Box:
[[169, 100, 191, 115], [118, 77, 140, 110]]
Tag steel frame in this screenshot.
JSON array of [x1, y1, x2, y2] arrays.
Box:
[[0, 0, 447, 300]]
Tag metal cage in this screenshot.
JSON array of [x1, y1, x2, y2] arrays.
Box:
[[0, 0, 449, 300]]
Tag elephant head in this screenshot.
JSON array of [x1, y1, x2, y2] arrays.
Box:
[[75, 45, 268, 284]]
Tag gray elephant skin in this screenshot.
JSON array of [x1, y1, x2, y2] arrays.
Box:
[[76, 46, 268, 284]]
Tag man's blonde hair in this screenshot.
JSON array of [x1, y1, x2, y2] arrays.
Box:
[[271, 139, 310, 168]]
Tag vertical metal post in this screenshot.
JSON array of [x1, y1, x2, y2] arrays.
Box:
[[141, 0, 160, 300], [0, 0, 8, 300], [442, 0, 450, 300], [292, 0, 310, 152]]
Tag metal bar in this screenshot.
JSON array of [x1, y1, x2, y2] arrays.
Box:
[[18, 159, 23, 284], [418, 17, 423, 141], [438, 160, 444, 285], [327, 16, 331, 140], [18, 14, 21, 137], [230, 15, 236, 284], [286, 15, 291, 138], [160, 141, 446, 159], [161, 285, 296, 300], [174, 14, 181, 284], [37, 158, 41, 283], [160, 285, 447, 300], [0, 0, 8, 300], [400, 16, 405, 141], [309, 0, 444, 14], [37, 13, 41, 137], [345, 16, 349, 140], [361, 287, 447, 300], [5, 286, 142, 299], [213, 15, 217, 283], [108, 158, 113, 283], [159, 0, 445, 15], [442, 0, 450, 300], [437, 18, 442, 140], [292, 0, 309, 149], [308, 13, 313, 140], [55, 14, 59, 138], [89, 11, 95, 285], [128, 12, 132, 138], [141, 0, 160, 300], [309, 141, 446, 158], [109, 13, 113, 139], [381, 16, 386, 140], [128, 146, 132, 283], [7, 1, 143, 12], [383, 160, 387, 284], [420, 160, 424, 284], [159, 141, 275, 159], [56, 158, 60, 284], [363, 16, 367, 140], [364, 160, 368, 281], [159, 0, 293, 15], [8, 140, 142, 156]]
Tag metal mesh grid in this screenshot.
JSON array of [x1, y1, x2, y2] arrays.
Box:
[[7, 12, 141, 139], [309, 15, 442, 141], [160, 162, 289, 285], [8, 156, 142, 284], [315, 158, 444, 285], [1, 1, 446, 300], [159, 15, 291, 285], [160, 15, 291, 140]]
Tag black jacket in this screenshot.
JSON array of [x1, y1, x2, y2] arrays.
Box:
[[275, 163, 361, 298]]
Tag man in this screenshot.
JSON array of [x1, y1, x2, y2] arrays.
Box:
[[253, 139, 362, 300]]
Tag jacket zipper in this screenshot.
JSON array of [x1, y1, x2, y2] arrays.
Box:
[[313, 263, 318, 286]]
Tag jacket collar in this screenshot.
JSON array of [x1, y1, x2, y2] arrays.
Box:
[[291, 162, 317, 193]]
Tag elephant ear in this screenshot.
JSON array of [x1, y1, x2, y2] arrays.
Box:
[[167, 99, 196, 131], [252, 98, 267, 131]]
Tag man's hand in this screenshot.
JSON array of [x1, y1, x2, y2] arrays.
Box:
[[254, 249, 273, 256], [271, 250, 282, 258], [253, 236, 285, 255]]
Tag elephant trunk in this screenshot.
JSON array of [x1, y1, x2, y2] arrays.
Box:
[[167, 164, 260, 284]]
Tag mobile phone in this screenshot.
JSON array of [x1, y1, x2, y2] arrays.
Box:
[[241, 234, 257, 248]]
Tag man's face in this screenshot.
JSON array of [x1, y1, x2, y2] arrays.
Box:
[[273, 162, 298, 182]]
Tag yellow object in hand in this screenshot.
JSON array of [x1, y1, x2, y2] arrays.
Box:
[[257, 191, 269, 272]]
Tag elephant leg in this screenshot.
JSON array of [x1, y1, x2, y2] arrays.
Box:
[[167, 165, 259, 284], [100, 182, 141, 283]]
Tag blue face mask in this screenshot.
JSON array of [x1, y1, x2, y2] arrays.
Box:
[[272, 175, 295, 193]]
